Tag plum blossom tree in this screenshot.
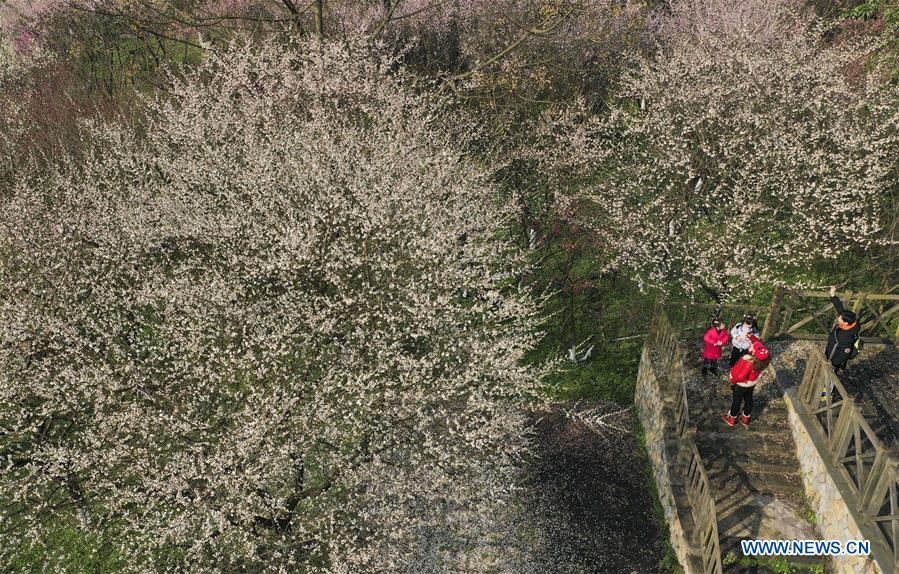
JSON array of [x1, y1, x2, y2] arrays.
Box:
[[553, 0, 899, 299], [12, 0, 651, 105], [326, 0, 653, 104], [0, 0, 59, 52], [0, 38, 545, 572], [0, 44, 26, 188]]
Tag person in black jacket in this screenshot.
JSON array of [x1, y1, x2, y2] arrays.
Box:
[[826, 286, 861, 374]]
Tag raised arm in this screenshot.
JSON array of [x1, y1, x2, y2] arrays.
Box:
[[829, 285, 847, 315]]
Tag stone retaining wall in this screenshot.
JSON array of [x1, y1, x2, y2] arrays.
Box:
[[784, 389, 889, 574], [635, 349, 698, 574]]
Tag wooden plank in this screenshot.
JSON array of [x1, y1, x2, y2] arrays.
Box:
[[798, 351, 821, 409], [852, 292, 868, 316], [780, 307, 793, 337], [811, 400, 844, 416], [860, 454, 888, 510], [779, 333, 895, 344], [785, 290, 899, 300], [811, 310, 834, 336], [784, 300, 835, 334], [790, 290, 840, 298], [687, 303, 770, 312], [855, 424, 867, 490], [860, 302, 899, 333], [860, 300, 897, 339], [761, 286, 784, 340], [839, 452, 879, 463], [854, 410, 887, 452]]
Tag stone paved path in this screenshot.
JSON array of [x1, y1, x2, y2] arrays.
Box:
[[680, 345, 826, 573]]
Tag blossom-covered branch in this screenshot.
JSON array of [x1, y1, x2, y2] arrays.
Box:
[[0, 38, 546, 572]]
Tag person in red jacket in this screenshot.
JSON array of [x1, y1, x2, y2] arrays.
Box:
[[722, 336, 771, 427], [701, 319, 729, 376]]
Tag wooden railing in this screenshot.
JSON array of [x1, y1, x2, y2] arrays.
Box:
[[665, 302, 774, 339], [684, 441, 722, 574], [768, 287, 899, 344], [652, 301, 681, 365], [667, 285, 899, 345], [797, 349, 899, 571], [650, 303, 723, 574]]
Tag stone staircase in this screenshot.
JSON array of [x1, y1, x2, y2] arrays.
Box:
[[681, 356, 828, 573]]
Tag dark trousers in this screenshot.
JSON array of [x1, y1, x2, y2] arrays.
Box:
[[729, 384, 754, 417], [728, 347, 748, 367], [701, 359, 719, 375], [832, 359, 848, 374]]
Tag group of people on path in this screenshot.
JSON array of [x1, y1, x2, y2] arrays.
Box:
[[699, 286, 861, 428], [701, 315, 770, 427]]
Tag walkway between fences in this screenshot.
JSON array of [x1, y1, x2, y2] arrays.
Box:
[[642, 298, 899, 573]]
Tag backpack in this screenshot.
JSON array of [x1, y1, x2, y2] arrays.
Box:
[[850, 332, 862, 359]]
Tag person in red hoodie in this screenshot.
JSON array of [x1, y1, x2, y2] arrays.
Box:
[[722, 335, 771, 427], [701, 319, 729, 376]]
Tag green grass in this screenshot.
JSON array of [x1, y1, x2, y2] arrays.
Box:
[[540, 340, 642, 404], [738, 555, 827, 574]]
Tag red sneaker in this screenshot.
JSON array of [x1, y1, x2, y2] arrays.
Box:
[[740, 414, 750, 427], [722, 414, 736, 427]]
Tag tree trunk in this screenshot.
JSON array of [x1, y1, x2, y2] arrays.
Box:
[[312, 0, 324, 41]]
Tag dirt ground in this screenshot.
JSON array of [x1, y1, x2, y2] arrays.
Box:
[[770, 339, 899, 450], [523, 404, 668, 574], [838, 344, 899, 449]]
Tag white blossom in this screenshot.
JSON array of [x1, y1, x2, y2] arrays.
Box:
[[0, 38, 545, 573]]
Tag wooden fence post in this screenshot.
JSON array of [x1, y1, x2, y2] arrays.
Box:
[[761, 286, 784, 340], [852, 292, 868, 318], [830, 395, 855, 455]]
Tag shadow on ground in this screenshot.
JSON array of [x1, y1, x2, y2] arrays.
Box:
[[524, 405, 668, 574]]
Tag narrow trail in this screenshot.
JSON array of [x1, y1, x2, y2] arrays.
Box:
[[680, 345, 826, 572]]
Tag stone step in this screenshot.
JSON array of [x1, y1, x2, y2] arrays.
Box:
[[693, 411, 791, 431], [694, 422, 791, 439], [711, 475, 804, 502], [709, 479, 804, 505], [704, 458, 801, 479], [699, 445, 795, 465], [696, 448, 798, 468], [694, 429, 795, 448], [687, 388, 789, 408], [717, 505, 764, 536], [708, 471, 804, 504]]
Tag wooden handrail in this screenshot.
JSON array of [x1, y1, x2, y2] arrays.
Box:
[[668, 286, 899, 344], [649, 306, 723, 574], [796, 348, 899, 569], [669, 302, 771, 312], [787, 290, 899, 301]]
